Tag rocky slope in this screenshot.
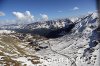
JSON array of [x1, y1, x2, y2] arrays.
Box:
[[0, 32, 43, 66]]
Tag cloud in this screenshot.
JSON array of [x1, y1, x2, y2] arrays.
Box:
[[58, 11, 63, 12], [12, 12, 25, 19], [0, 11, 49, 26], [0, 11, 5, 16], [40, 14, 48, 21], [12, 11, 34, 24], [73, 7, 79, 10]]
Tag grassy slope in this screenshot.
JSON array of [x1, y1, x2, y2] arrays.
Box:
[[0, 34, 40, 66]]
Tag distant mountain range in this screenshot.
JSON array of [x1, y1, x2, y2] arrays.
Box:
[[0, 12, 98, 38], [0, 18, 73, 30]]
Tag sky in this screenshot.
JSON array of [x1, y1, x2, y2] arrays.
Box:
[[0, 0, 97, 25]]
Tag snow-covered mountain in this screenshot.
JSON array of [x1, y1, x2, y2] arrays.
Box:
[[0, 12, 99, 66], [31, 12, 99, 66], [0, 18, 73, 30], [36, 12, 99, 66], [0, 18, 75, 38], [23, 18, 73, 30]]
